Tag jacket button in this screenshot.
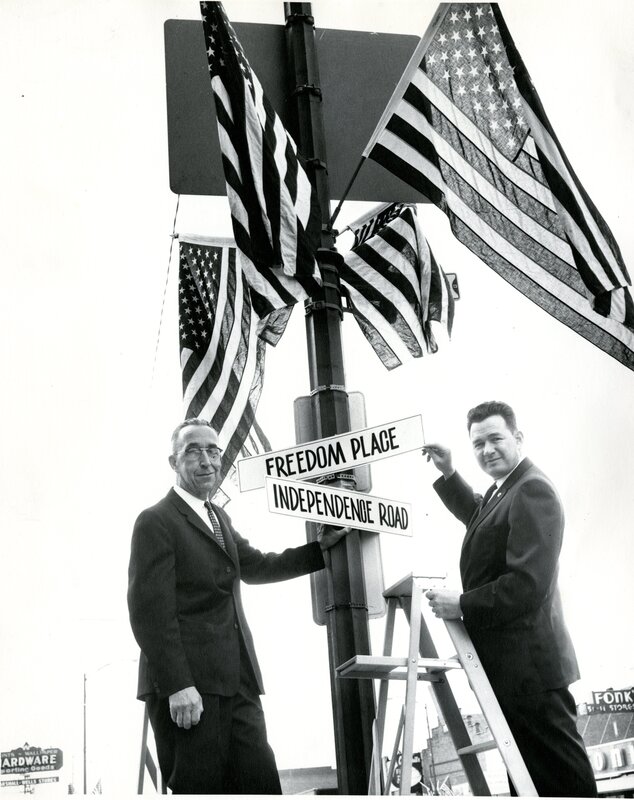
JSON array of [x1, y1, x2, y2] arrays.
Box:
[[225, 566, 232, 574], [233, 623, 239, 630]]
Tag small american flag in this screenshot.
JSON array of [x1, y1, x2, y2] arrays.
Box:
[[201, 2, 321, 319], [364, 3, 634, 371], [340, 205, 454, 370], [178, 236, 271, 488]]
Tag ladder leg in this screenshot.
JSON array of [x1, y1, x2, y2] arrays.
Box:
[[403, 600, 492, 796], [398, 580, 423, 795], [375, 598, 398, 765], [385, 706, 405, 795], [445, 620, 537, 796]]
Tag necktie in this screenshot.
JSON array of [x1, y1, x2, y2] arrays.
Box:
[[204, 500, 226, 550], [480, 483, 498, 508]]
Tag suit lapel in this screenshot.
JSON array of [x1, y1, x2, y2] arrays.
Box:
[[167, 489, 236, 563], [465, 458, 533, 534]]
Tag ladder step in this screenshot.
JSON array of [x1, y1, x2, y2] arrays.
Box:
[[456, 739, 497, 756], [336, 654, 462, 681]]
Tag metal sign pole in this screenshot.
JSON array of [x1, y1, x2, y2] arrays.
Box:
[[284, 3, 376, 793]]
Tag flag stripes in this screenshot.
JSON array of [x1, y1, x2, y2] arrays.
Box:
[[179, 238, 268, 488], [201, 2, 320, 316], [364, 3, 634, 370], [340, 205, 454, 370]]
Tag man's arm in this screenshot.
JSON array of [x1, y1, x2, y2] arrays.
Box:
[[127, 508, 195, 697], [215, 507, 351, 585]]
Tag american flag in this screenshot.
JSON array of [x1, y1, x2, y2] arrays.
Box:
[[340, 205, 455, 370], [200, 1, 321, 319], [178, 236, 271, 488], [364, 3, 634, 371]]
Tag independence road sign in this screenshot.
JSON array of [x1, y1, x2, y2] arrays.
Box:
[[265, 476, 412, 536], [238, 415, 424, 492]]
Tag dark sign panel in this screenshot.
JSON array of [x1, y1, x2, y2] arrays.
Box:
[[1, 745, 63, 775], [164, 20, 425, 202]]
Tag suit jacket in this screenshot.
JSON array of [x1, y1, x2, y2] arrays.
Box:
[[127, 488, 325, 700], [434, 458, 580, 696]]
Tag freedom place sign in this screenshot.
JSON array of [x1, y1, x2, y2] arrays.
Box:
[[265, 476, 412, 536], [238, 415, 424, 492]]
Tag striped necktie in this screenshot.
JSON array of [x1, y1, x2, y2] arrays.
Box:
[[204, 500, 226, 550]]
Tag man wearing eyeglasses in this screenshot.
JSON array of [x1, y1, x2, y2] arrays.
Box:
[[128, 418, 350, 795]]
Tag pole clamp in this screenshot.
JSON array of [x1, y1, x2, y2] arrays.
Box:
[[316, 472, 357, 486], [304, 300, 343, 319], [309, 384, 347, 395], [324, 602, 369, 612], [292, 84, 322, 99], [285, 12, 315, 27]]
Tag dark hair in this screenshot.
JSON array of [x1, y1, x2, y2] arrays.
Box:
[[171, 418, 216, 454], [467, 401, 518, 433]]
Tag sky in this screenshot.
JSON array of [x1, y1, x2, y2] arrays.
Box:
[[1, 0, 633, 796]]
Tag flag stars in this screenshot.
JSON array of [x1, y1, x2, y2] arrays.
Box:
[[471, 83, 481, 94], [457, 84, 467, 96], [455, 65, 465, 78], [490, 119, 499, 131], [494, 60, 504, 73], [485, 82, 495, 95], [503, 118, 512, 130], [428, 53, 437, 66], [474, 99, 483, 112], [453, 49, 464, 61], [440, 50, 449, 62], [467, 47, 477, 59], [488, 101, 497, 113], [492, 42, 502, 54], [441, 69, 451, 81], [475, 6, 484, 17], [438, 33, 448, 45], [477, 26, 487, 38], [451, 30, 461, 42], [465, 28, 475, 41], [450, 11, 460, 23], [463, 9, 472, 20], [469, 65, 479, 77]]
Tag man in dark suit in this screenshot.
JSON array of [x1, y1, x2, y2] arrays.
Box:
[[128, 418, 350, 795], [422, 400, 596, 797]]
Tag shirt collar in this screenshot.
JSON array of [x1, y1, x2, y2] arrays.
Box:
[[173, 484, 208, 513], [494, 456, 525, 489]]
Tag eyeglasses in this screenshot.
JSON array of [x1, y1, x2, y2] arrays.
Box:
[[180, 446, 223, 460]]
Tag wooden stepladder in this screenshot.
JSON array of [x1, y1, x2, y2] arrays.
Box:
[[336, 574, 537, 796]]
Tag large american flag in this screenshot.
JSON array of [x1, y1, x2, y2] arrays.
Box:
[[340, 205, 455, 370], [200, 2, 321, 319], [178, 236, 271, 488], [364, 3, 634, 371]]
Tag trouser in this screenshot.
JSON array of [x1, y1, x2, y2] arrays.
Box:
[[146, 681, 281, 795], [498, 687, 597, 797]]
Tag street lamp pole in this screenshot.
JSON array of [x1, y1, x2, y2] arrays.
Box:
[[82, 673, 87, 795]]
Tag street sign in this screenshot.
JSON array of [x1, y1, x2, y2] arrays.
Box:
[[238, 415, 424, 491], [266, 476, 412, 536], [164, 20, 423, 202], [1, 776, 60, 787]]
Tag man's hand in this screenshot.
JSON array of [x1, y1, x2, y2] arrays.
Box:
[[425, 588, 462, 619], [422, 443, 455, 479], [169, 686, 204, 729], [317, 524, 352, 551]]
